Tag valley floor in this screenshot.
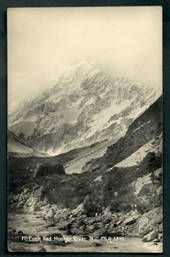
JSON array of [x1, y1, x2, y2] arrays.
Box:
[[8, 212, 162, 253]]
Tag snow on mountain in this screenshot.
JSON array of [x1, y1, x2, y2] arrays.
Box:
[[8, 61, 161, 156]]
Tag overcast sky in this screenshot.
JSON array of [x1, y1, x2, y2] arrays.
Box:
[[8, 6, 162, 109]]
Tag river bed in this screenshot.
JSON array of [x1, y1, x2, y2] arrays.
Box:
[[8, 212, 162, 253]]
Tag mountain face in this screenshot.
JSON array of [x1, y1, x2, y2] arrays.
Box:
[[8, 61, 161, 156]]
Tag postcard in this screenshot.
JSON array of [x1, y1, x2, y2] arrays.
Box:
[[7, 6, 162, 252]]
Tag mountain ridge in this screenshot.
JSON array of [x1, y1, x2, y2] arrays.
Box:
[[8, 61, 161, 156]]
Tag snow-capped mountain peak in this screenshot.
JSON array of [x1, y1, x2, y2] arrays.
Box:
[[8, 61, 161, 156]]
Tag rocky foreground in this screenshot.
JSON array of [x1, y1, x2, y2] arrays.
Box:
[[8, 205, 162, 252]]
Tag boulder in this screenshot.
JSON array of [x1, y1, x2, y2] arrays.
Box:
[[158, 233, 163, 241], [71, 203, 84, 217], [124, 214, 139, 225], [154, 168, 162, 179], [138, 207, 162, 236], [143, 230, 158, 242], [92, 226, 123, 239], [158, 223, 163, 233], [91, 242, 103, 247], [70, 225, 85, 236], [57, 221, 70, 231], [92, 228, 106, 239], [87, 224, 96, 233]]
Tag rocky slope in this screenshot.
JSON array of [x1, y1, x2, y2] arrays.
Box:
[[8, 61, 161, 156]]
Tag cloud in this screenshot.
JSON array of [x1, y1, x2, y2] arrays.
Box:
[[8, 6, 162, 107]]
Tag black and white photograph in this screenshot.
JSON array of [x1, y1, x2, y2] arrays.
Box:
[[7, 6, 162, 252]]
